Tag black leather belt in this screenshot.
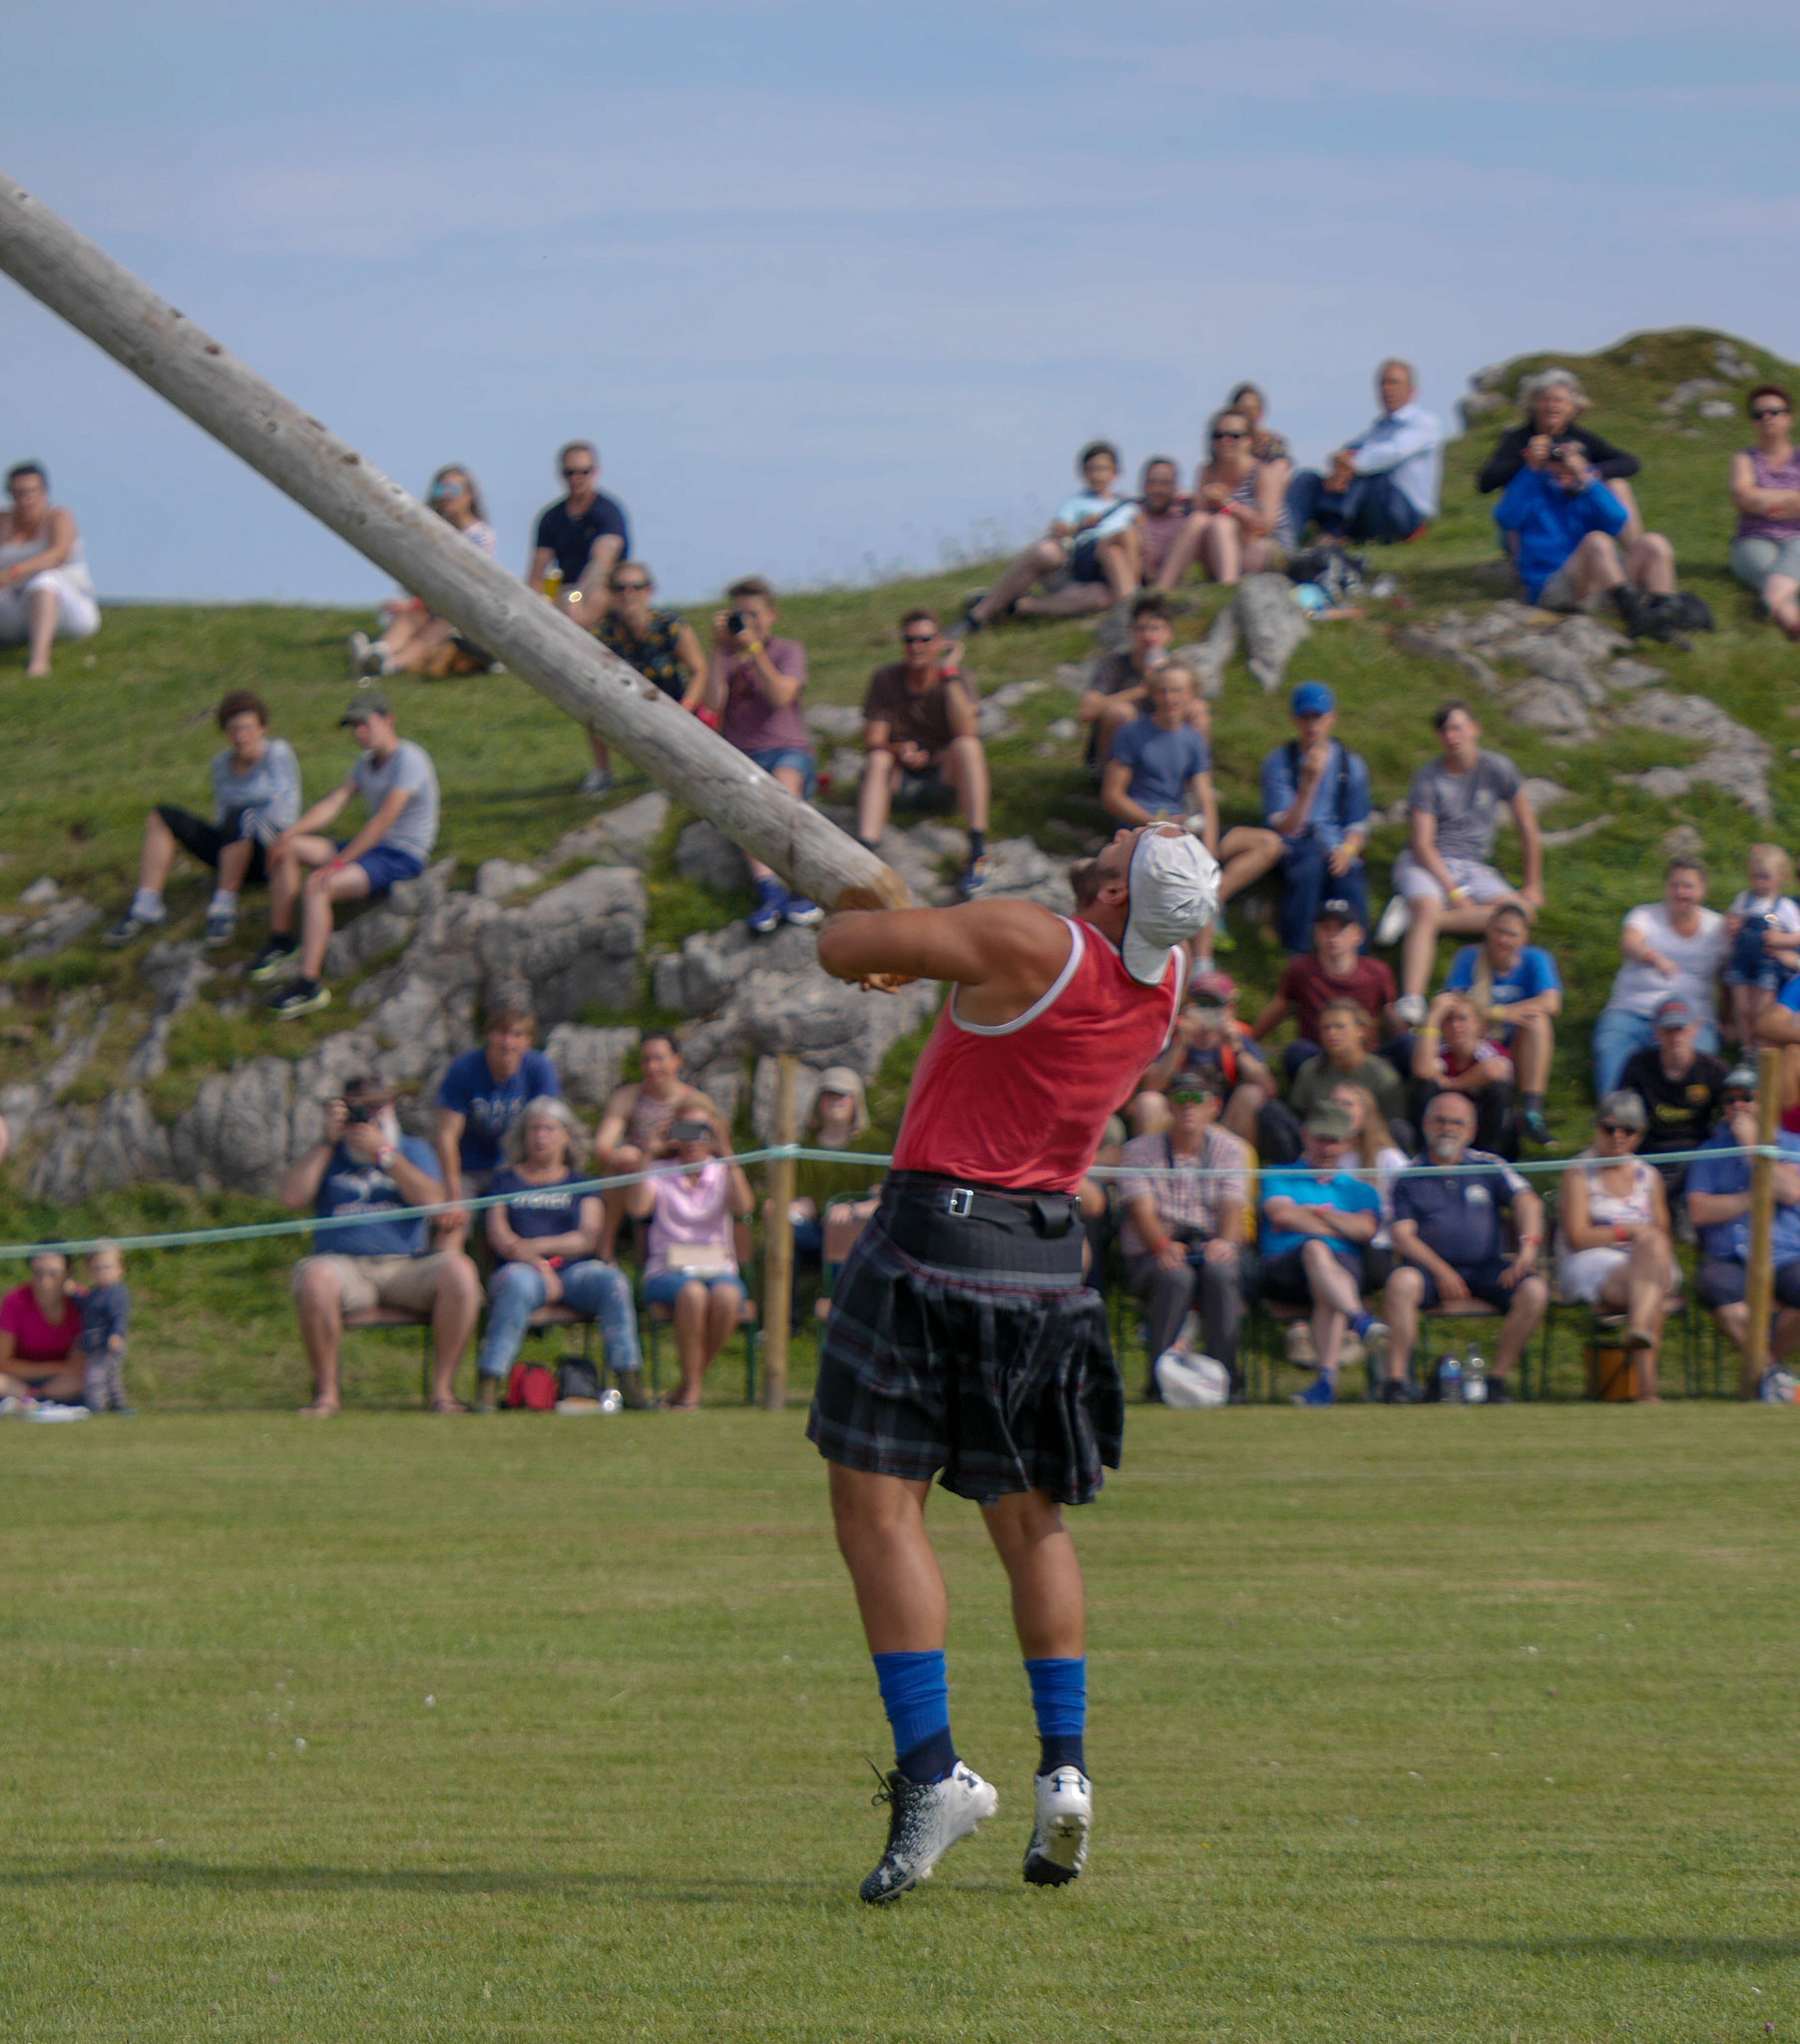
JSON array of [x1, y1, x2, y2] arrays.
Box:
[[887, 1170, 1079, 1239]]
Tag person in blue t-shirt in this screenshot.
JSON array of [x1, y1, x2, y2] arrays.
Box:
[[280, 1075, 480, 1416], [1494, 438, 1676, 631], [1101, 665, 1211, 823], [1257, 1101, 1383, 1406], [1442, 903, 1563, 1146], [1685, 1074, 1800, 1392], [1381, 1092, 1546, 1403], [433, 990, 561, 1243], [1259, 681, 1373, 952]]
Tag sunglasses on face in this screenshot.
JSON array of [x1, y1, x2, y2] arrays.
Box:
[[1596, 1121, 1635, 1136], [1212, 428, 1246, 440], [613, 579, 650, 593], [902, 632, 938, 646], [1752, 406, 1790, 420], [563, 465, 595, 479]]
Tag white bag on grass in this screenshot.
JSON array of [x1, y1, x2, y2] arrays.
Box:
[[1154, 1350, 1230, 1408]]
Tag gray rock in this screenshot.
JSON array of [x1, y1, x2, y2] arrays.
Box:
[[1613, 692, 1772, 814], [1235, 574, 1310, 693], [1697, 399, 1737, 420], [686, 1057, 744, 1128], [399, 893, 501, 994], [663, 922, 819, 1017], [803, 703, 866, 740], [320, 857, 455, 981], [1393, 624, 1501, 693], [288, 1029, 383, 1156], [475, 863, 647, 1023], [1460, 392, 1506, 425], [1515, 637, 1606, 703], [1540, 814, 1615, 849], [18, 875, 60, 908], [475, 858, 540, 901], [1601, 657, 1666, 693], [1545, 613, 1630, 663], [1503, 680, 1593, 738], [750, 1054, 826, 1145], [986, 680, 1049, 711], [675, 818, 751, 893], [170, 1055, 294, 1195], [827, 748, 864, 788], [543, 1023, 641, 1111], [1055, 660, 1099, 694], [1658, 377, 1724, 413], [28, 1090, 174, 1205], [979, 835, 1077, 912], [15, 894, 98, 960], [1047, 717, 1079, 742], [975, 702, 1016, 740], [1660, 824, 1707, 858], [362, 974, 477, 1083], [125, 940, 213, 1083], [544, 790, 671, 872], [1520, 779, 1575, 814]]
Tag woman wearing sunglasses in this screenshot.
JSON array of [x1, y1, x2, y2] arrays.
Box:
[[1158, 410, 1284, 589], [1555, 1091, 1679, 1400], [350, 464, 497, 678], [1729, 383, 1800, 643]]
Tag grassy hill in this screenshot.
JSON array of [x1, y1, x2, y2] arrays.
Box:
[[1, 325, 1794, 1404]]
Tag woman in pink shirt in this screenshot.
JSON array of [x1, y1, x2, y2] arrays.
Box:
[[626, 1119, 754, 1408], [0, 1250, 85, 1407]]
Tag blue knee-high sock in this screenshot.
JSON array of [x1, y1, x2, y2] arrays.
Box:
[[1025, 1656, 1087, 1777], [873, 1650, 956, 1784]]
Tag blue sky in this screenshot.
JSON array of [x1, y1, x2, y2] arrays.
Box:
[[6, 0, 1798, 605]]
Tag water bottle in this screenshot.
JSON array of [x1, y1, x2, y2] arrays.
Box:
[[1463, 1341, 1488, 1404], [599, 1387, 624, 1414], [1439, 1351, 1463, 1403]]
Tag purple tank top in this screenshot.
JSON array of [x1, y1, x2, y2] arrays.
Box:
[[1737, 446, 1800, 543]]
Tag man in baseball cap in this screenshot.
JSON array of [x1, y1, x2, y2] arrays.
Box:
[[1260, 678, 1373, 953], [1121, 825, 1221, 984], [1613, 993, 1730, 1196]]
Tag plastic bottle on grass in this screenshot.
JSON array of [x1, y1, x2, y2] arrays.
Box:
[[1464, 1342, 1488, 1404], [1440, 1351, 1463, 1403]]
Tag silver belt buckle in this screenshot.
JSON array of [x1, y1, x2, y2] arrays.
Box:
[[946, 1187, 974, 1218]]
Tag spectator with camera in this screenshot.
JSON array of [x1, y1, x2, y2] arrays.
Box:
[[105, 689, 301, 949], [472, 1097, 649, 1412], [1728, 383, 1800, 643], [1686, 1068, 1800, 1396], [1119, 1077, 1250, 1398], [280, 1075, 480, 1416], [253, 696, 439, 1019], [0, 461, 100, 678], [625, 1118, 755, 1409], [956, 441, 1138, 632], [1135, 973, 1276, 1149], [433, 990, 561, 1247], [528, 440, 632, 794], [592, 1033, 727, 1257], [856, 610, 991, 898], [1494, 431, 1674, 631], [706, 576, 821, 934], [1285, 360, 1441, 547], [1258, 682, 1372, 951], [1478, 368, 1644, 538]]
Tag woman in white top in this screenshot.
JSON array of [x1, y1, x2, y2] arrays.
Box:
[[0, 461, 100, 678], [1557, 1092, 1678, 1400], [1590, 856, 1726, 1098], [351, 464, 498, 678]]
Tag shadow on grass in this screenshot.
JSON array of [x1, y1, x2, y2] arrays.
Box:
[[1376, 1933, 1800, 1962]]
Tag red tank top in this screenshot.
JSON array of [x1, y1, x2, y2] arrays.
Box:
[[891, 916, 1184, 1195]]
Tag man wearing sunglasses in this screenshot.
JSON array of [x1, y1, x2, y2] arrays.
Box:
[[528, 441, 633, 794], [857, 610, 992, 899]]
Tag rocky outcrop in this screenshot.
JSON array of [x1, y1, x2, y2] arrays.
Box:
[[475, 864, 646, 1023]]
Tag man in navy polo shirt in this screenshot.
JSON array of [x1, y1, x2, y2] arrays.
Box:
[[1378, 1091, 1547, 1402], [529, 439, 632, 794], [433, 989, 561, 1246], [1685, 1069, 1800, 1397]]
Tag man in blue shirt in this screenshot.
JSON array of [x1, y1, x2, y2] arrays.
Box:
[[1685, 1071, 1800, 1396], [528, 439, 632, 793], [434, 990, 561, 1243], [1381, 1092, 1547, 1403], [1257, 1101, 1383, 1406], [1494, 438, 1677, 631], [1285, 360, 1441, 546], [1101, 665, 1211, 824], [280, 1075, 480, 1416], [1259, 681, 1373, 951]]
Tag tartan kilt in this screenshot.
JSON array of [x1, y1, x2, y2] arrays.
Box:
[[806, 1212, 1124, 1507]]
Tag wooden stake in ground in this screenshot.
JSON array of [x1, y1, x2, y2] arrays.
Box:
[[760, 1055, 800, 1412], [1742, 1046, 1782, 1398], [0, 174, 909, 914]]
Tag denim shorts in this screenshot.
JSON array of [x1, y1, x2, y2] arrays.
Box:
[[644, 1267, 746, 1310], [338, 840, 425, 895], [746, 746, 817, 798]]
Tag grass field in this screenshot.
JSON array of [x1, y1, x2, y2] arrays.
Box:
[[5, 1406, 1800, 2041]]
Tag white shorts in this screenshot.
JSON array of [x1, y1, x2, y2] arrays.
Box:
[[1392, 850, 1514, 906], [0, 569, 101, 645], [1558, 1247, 1682, 1306]]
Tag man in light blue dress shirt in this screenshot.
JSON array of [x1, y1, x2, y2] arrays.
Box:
[[1286, 360, 1442, 546]]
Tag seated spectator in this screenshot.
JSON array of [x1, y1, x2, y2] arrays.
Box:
[[592, 1033, 727, 1257], [1478, 368, 1644, 541], [1378, 1093, 1547, 1404], [706, 577, 821, 933], [1411, 991, 1516, 1160], [350, 464, 497, 680], [1259, 681, 1372, 950], [1722, 842, 1800, 1044], [1268, 998, 1410, 1163], [1494, 437, 1674, 628], [0, 461, 100, 678], [1250, 894, 1396, 1083], [1286, 360, 1441, 548], [472, 1098, 648, 1412], [1442, 903, 1561, 1146], [254, 696, 440, 1019], [1728, 383, 1800, 643], [1620, 997, 1728, 1197], [1135, 973, 1276, 1149], [789, 1068, 877, 1284], [856, 610, 990, 897], [104, 690, 301, 949], [434, 990, 560, 1248], [1256, 1101, 1384, 1407], [958, 441, 1137, 632], [1591, 857, 1725, 1098], [1223, 380, 1293, 471], [279, 1075, 480, 1415], [1556, 1093, 1678, 1401], [1128, 456, 1195, 592], [594, 561, 707, 711], [1329, 1080, 1408, 1293], [1384, 703, 1543, 1015], [1119, 1077, 1251, 1397], [1686, 1070, 1800, 1396], [626, 1118, 755, 1408], [1078, 592, 1206, 770], [0, 1249, 85, 1411], [1157, 408, 1285, 589], [528, 439, 632, 793]]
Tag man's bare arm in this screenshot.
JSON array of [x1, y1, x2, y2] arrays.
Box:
[[817, 899, 1073, 1023]]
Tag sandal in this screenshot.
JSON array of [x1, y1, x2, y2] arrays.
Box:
[[427, 1397, 472, 1414], [297, 1401, 339, 1419]]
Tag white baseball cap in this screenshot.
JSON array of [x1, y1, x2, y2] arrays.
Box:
[[1121, 826, 1220, 986]]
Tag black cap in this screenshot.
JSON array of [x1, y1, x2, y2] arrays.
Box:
[[341, 693, 391, 726], [1316, 897, 1355, 923]]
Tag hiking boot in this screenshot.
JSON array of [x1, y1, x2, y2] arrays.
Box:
[[1023, 1767, 1092, 1887], [782, 894, 824, 928], [103, 908, 165, 947], [613, 1369, 656, 1411], [1610, 583, 1647, 637], [746, 878, 786, 935], [268, 979, 330, 1020], [203, 907, 238, 948], [1379, 1376, 1413, 1405], [1292, 1375, 1337, 1407], [860, 1762, 998, 1905], [956, 854, 992, 900], [1521, 1107, 1554, 1147], [247, 934, 299, 982]]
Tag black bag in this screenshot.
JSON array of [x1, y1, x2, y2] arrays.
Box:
[[557, 1355, 604, 1403], [1632, 591, 1714, 644]]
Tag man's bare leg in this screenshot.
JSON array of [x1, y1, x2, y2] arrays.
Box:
[[981, 1488, 1086, 1660], [1400, 893, 1507, 999], [968, 541, 1066, 629], [1216, 826, 1284, 903], [1015, 580, 1115, 620], [829, 1465, 947, 1652], [1492, 1278, 1548, 1377], [857, 749, 897, 844], [295, 1263, 345, 1413]]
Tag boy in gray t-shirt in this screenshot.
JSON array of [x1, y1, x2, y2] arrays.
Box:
[[251, 696, 444, 1019]]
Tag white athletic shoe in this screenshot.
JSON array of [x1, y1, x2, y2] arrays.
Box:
[[1023, 1766, 1092, 1886], [860, 1761, 998, 1904], [1393, 992, 1428, 1030], [25, 1401, 91, 1423], [1375, 894, 1412, 947]]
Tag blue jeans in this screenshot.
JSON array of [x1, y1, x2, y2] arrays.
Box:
[[476, 1258, 642, 1380], [643, 1268, 747, 1311], [1591, 1006, 1721, 1099], [1274, 833, 1369, 954], [1286, 469, 1425, 545]]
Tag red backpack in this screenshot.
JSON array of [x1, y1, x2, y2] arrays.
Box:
[[505, 1359, 559, 1411]]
